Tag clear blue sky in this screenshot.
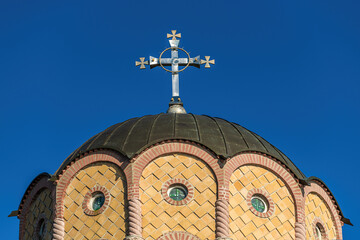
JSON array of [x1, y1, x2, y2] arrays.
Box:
[[1, 0, 359, 238]]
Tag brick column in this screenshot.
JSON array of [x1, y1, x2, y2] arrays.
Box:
[[126, 182, 143, 240], [295, 222, 306, 240], [53, 218, 65, 240], [215, 184, 232, 240]]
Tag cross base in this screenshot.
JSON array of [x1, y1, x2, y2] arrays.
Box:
[[167, 97, 186, 114]]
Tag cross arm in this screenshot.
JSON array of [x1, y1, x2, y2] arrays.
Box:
[[149, 56, 201, 69]]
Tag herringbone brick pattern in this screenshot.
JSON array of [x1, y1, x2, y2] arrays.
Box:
[[305, 193, 336, 239], [140, 154, 216, 240], [229, 166, 295, 240], [63, 162, 127, 240], [24, 189, 53, 240]]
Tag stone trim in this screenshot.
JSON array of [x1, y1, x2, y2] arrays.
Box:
[[246, 188, 275, 218], [157, 231, 200, 240], [312, 217, 328, 240], [161, 178, 194, 206], [304, 182, 343, 239], [224, 153, 305, 223], [19, 175, 54, 240], [215, 199, 230, 238], [82, 185, 111, 216]]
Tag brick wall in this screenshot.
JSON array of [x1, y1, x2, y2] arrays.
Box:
[[23, 188, 53, 240], [229, 165, 296, 239], [305, 193, 337, 239], [140, 154, 216, 239], [63, 162, 127, 240]]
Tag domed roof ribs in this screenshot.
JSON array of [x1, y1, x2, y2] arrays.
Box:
[[207, 116, 229, 157], [175, 113, 199, 141], [148, 113, 174, 142], [146, 113, 163, 144], [194, 115, 227, 156], [123, 115, 157, 157], [190, 113, 201, 141]]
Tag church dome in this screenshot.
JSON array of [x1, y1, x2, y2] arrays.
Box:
[[55, 113, 306, 180]]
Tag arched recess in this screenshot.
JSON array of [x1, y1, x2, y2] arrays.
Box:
[[54, 150, 129, 240], [19, 173, 54, 240], [126, 142, 222, 199], [157, 231, 201, 240], [304, 182, 342, 239], [129, 142, 219, 240], [224, 153, 304, 221]]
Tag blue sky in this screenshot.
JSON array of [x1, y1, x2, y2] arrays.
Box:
[[1, 0, 359, 238]]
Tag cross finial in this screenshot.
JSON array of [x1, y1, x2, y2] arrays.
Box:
[[167, 30, 181, 40], [201, 56, 215, 68], [135, 57, 149, 69], [135, 30, 215, 113]]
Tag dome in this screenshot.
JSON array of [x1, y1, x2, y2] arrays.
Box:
[[55, 113, 306, 180]]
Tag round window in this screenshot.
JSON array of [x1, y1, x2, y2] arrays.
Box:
[[90, 192, 105, 211], [251, 195, 268, 213], [168, 185, 188, 201]]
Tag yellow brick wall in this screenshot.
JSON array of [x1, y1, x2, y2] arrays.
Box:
[[305, 193, 337, 239], [23, 188, 53, 240], [229, 165, 296, 240], [140, 154, 216, 239], [63, 162, 127, 240]]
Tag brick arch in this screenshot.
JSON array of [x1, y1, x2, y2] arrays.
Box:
[[19, 176, 54, 240], [157, 231, 200, 240], [224, 153, 305, 222], [55, 149, 129, 218], [126, 142, 221, 199], [304, 182, 342, 239]]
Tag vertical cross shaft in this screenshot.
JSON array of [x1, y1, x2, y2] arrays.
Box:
[[171, 48, 179, 97]]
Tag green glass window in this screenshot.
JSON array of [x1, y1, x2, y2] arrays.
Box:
[[251, 195, 266, 213], [37, 219, 45, 240], [168, 186, 187, 201], [92, 193, 105, 211]]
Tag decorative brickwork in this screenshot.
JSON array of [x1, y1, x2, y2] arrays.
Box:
[[128, 142, 221, 200], [229, 165, 296, 239], [56, 150, 128, 219], [23, 189, 54, 240], [225, 153, 304, 222], [140, 154, 217, 240], [157, 231, 201, 240], [215, 199, 230, 238], [19, 174, 54, 240], [304, 182, 342, 239], [82, 185, 111, 216], [63, 162, 127, 240], [305, 193, 337, 240], [161, 178, 194, 206], [246, 188, 275, 218]]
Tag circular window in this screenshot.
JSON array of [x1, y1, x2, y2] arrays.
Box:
[[82, 186, 110, 216], [315, 225, 322, 240], [312, 219, 327, 240], [168, 185, 188, 201], [246, 188, 275, 218], [251, 195, 268, 213], [162, 178, 194, 206], [90, 192, 105, 211]]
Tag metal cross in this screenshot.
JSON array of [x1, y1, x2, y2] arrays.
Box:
[[135, 30, 214, 102]]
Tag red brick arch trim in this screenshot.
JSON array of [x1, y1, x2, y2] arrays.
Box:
[[224, 153, 305, 222], [304, 182, 342, 239], [82, 185, 111, 216], [126, 142, 221, 199], [55, 150, 129, 218], [19, 176, 54, 240], [157, 231, 200, 240]]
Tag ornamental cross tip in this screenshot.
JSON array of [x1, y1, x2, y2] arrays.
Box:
[[135, 30, 215, 113], [167, 30, 181, 40]]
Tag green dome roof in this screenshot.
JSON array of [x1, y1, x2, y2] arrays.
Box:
[[55, 113, 305, 180]]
